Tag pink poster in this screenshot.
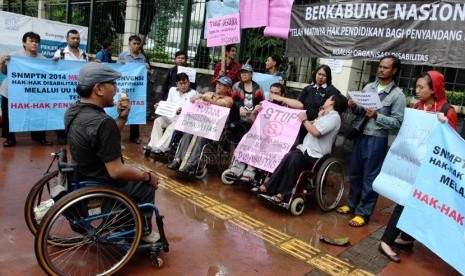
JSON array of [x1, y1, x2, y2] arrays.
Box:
[[207, 13, 241, 47], [174, 101, 231, 141], [264, 0, 294, 39], [234, 101, 303, 173], [240, 0, 268, 29]]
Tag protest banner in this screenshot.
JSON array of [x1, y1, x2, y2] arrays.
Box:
[[0, 11, 88, 58], [207, 13, 241, 47], [204, 0, 240, 39], [252, 73, 281, 101], [398, 123, 465, 274], [287, 1, 465, 67], [0, 11, 87, 87], [177, 66, 197, 83], [234, 101, 302, 173], [7, 57, 146, 131], [155, 101, 178, 118], [348, 91, 383, 110], [373, 108, 440, 205], [174, 101, 230, 141]]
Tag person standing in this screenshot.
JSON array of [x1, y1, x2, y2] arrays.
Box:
[[52, 29, 88, 145], [159, 50, 197, 102], [211, 44, 241, 88], [265, 54, 286, 85], [337, 55, 406, 227], [378, 71, 458, 263], [65, 62, 160, 243], [297, 65, 341, 143], [95, 39, 114, 63], [117, 34, 151, 144], [1, 32, 52, 147]]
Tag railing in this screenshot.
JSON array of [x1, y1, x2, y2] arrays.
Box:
[[1, 0, 464, 104]]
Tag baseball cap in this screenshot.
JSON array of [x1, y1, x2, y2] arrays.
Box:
[[217, 76, 233, 87], [78, 62, 121, 87], [240, 64, 253, 72]]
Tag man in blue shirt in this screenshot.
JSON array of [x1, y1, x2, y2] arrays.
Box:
[[117, 35, 151, 144]]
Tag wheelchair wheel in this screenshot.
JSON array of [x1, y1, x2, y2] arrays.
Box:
[[290, 197, 305, 216], [218, 130, 235, 172], [195, 166, 208, 179], [35, 187, 143, 276], [221, 169, 235, 185], [24, 170, 62, 235], [315, 157, 345, 211]]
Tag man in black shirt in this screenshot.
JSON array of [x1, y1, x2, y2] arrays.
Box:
[[159, 50, 197, 101], [64, 62, 160, 243]]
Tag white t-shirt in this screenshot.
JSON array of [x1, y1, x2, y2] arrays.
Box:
[[297, 110, 341, 158], [53, 46, 87, 61], [165, 87, 198, 122]]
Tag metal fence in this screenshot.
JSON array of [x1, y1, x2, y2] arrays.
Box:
[[1, 0, 464, 103]]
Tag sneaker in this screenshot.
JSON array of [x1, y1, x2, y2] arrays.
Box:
[[141, 231, 160, 244]]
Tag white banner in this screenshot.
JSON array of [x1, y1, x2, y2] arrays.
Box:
[[0, 11, 88, 58]]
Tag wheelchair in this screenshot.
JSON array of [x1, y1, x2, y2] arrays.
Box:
[[172, 121, 242, 180], [259, 154, 345, 216], [25, 149, 169, 275], [221, 156, 268, 187], [143, 130, 183, 164]]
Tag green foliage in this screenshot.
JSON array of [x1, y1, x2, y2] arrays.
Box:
[[446, 91, 465, 106], [145, 51, 171, 63], [150, 0, 183, 52], [242, 28, 286, 73]]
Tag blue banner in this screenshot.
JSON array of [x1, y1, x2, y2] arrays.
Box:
[[7, 57, 146, 131], [373, 108, 440, 205], [398, 123, 465, 274], [252, 73, 281, 101]]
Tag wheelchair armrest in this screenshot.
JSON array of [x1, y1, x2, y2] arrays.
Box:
[[57, 147, 77, 174]]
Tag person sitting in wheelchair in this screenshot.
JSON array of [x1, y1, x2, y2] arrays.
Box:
[[167, 76, 234, 173], [227, 83, 303, 182], [230, 64, 266, 143], [64, 62, 161, 244], [251, 93, 348, 203], [145, 73, 198, 155]]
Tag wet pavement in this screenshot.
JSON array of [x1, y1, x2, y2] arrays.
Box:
[[0, 124, 460, 275]]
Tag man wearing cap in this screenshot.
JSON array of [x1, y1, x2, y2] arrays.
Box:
[[167, 76, 234, 173], [64, 62, 161, 244], [230, 64, 265, 142]]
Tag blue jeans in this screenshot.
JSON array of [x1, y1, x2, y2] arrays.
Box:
[[348, 134, 388, 221]]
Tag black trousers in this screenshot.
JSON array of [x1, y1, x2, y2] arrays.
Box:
[[380, 204, 415, 245], [129, 125, 140, 140], [2, 96, 46, 141], [265, 149, 318, 196]]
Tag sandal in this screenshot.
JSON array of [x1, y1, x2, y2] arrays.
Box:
[[349, 215, 367, 227], [251, 185, 266, 194], [336, 205, 352, 214], [271, 194, 284, 203]]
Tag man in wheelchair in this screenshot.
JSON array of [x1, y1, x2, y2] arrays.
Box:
[[144, 73, 198, 155], [252, 93, 348, 203], [64, 62, 160, 244], [167, 76, 234, 174]]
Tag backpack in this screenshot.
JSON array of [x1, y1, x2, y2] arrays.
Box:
[[60, 48, 87, 61], [441, 103, 465, 139]]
